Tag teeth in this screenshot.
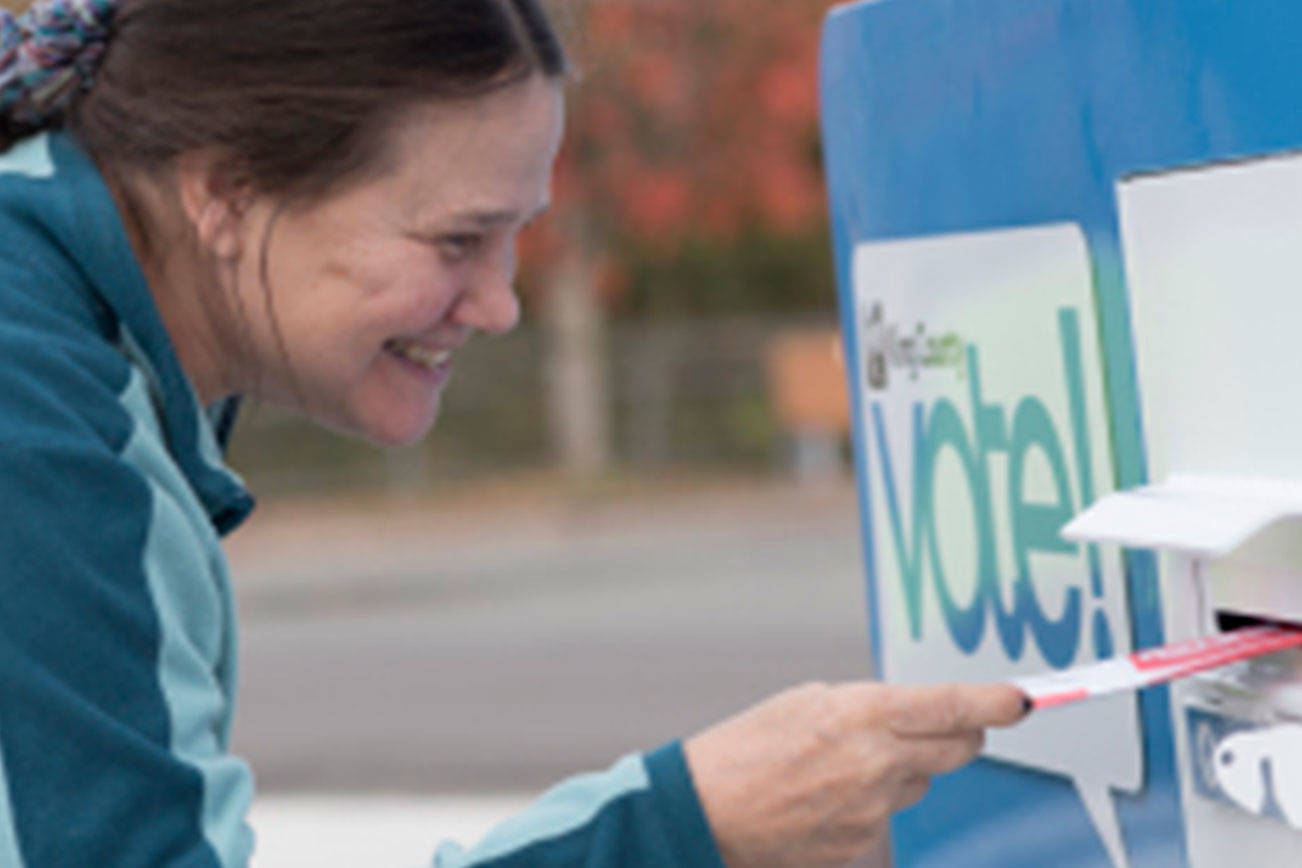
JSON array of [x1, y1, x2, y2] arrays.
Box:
[[385, 339, 452, 370]]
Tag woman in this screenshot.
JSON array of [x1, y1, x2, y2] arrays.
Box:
[[0, 0, 1027, 866]]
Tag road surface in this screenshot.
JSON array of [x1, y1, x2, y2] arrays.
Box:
[[226, 477, 888, 865]]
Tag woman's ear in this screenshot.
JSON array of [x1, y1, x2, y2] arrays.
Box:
[[174, 152, 257, 261]]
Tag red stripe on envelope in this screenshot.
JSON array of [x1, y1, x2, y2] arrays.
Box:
[[1032, 688, 1091, 709], [1130, 625, 1302, 672]]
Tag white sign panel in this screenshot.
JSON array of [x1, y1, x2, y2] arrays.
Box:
[[851, 224, 1141, 867]]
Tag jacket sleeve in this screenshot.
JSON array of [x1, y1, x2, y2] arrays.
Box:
[[0, 434, 254, 868], [432, 742, 727, 868]]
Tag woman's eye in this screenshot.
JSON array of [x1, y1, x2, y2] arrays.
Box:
[[437, 233, 484, 261]]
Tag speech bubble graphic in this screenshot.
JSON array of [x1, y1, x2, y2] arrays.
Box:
[[852, 224, 1142, 868]]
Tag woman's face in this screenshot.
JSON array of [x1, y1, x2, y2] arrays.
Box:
[[221, 76, 564, 446]]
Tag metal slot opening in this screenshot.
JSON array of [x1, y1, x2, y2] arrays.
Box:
[[1216, 611, 1302, 633]]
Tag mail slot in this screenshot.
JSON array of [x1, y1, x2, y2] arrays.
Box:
[[1067, 476, 1302, 854], [821, 0, 1302, 865]]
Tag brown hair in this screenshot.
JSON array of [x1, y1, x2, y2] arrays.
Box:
[[64, 0, 566, 202]]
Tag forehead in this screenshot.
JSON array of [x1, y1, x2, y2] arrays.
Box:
[[383, 76, 565, 220]]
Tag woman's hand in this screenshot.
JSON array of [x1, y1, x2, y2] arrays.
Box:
[[683, 681, 1028, 868]]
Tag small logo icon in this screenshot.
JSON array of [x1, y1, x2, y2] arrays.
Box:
[[861, 301, 965, 390]]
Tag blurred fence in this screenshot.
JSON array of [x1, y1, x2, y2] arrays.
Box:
[[226, 314, 846, 497]]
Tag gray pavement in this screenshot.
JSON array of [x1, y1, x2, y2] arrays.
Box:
[[226, 476, 889, 865]]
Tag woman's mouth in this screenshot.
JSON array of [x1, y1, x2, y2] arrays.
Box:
[[384, 338, 453, 371], [383, 338, 455, 387]]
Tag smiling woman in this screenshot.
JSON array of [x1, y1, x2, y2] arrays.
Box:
[[0, 1, 1027, 867], [159, 79, 563, 446], [66, 1, 565, 448]]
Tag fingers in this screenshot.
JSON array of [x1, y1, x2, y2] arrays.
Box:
[[897, 728, 985, 776], [883, 683, 1029, 736]]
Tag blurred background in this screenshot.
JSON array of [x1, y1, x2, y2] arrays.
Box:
[[14, 0, 881, 862]]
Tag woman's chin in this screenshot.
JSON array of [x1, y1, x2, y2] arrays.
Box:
[[316, 399, 442, 449], [364, 410, 440, 448]]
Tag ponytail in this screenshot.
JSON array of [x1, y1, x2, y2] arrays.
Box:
[[0, 0, 114, 147]]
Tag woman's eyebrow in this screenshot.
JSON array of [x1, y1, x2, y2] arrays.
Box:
[[455, 200, 552, 227]]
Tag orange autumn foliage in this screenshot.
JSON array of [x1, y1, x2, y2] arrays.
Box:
[[522, 0, 832, 303]]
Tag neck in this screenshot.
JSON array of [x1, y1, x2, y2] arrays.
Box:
[[106, 170, 236, 406]]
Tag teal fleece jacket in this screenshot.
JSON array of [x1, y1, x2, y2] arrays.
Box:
[[0, 131, 725, 868]]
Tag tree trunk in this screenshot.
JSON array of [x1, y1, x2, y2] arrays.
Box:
[[543, 249, 611, 479]]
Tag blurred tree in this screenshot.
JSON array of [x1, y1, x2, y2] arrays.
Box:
[[529, 0, 833, 314], [526, 0, 835, 477]]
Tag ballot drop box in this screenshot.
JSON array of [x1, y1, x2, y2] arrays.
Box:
[[820, 1, 1302, 865]]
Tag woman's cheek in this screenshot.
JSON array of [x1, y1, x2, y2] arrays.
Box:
[[400, 263, 461, 320]]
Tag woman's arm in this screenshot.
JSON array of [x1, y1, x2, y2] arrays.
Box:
[[429, 682, 1024, 868], [433, 743, 724, 868]]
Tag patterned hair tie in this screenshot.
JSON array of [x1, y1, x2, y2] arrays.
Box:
[[0, 0, 116, 132]]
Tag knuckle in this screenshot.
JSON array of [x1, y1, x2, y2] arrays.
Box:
[[797, 681, 837, 715], [817, 689, 859, 746], [926, 689, 964, 733], [790, 680, 833, 705], [782, 681, 845, 751]]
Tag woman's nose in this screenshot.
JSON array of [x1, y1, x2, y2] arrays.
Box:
[[454, 255, 521, 336]]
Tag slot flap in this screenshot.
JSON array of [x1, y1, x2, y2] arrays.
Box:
[[1062, 475, 1302, 557]]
